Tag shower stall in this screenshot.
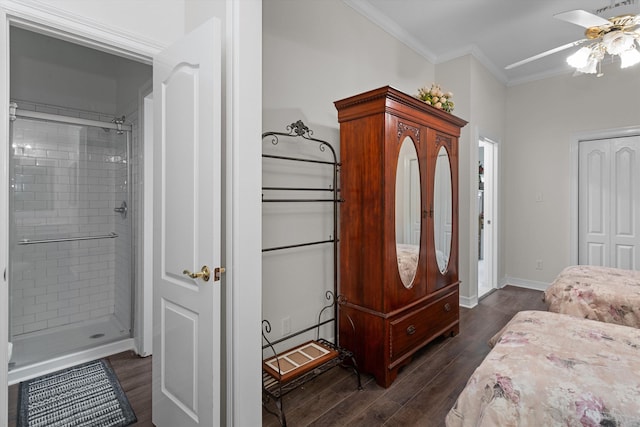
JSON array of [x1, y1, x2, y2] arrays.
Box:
[[7, 104, 134, 375]]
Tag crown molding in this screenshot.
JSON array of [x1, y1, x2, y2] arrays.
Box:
[[341, 0, 593, 87], [343, 0, 437, 63]]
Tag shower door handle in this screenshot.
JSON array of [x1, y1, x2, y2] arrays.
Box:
[[183, 265, 211, 282], [114, 201, 128, 219]]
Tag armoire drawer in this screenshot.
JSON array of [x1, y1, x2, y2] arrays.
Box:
[[389, 291, 459, 361]]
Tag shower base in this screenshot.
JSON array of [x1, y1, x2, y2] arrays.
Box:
[[8, 315, 134, 385]]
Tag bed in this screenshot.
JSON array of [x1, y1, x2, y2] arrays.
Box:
[[446, 310, 640, 426], [396, 244, 419, 285], [544, 265, 640, 328], [396, 244, 447, 286]]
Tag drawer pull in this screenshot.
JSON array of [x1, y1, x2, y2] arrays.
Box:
[[407, 325, 416, 335], [444, 303, 451, 312]]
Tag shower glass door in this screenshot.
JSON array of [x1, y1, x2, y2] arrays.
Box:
[[8, 114, 132, 370]]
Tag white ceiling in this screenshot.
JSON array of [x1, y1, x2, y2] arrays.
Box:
[[344, 0, 640, 85]]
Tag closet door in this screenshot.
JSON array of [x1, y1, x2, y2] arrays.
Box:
[[579, 136, 640, 269]]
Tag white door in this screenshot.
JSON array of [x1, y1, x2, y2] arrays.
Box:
[[579, 136, 640, 269], [152, 17, 222, 427]]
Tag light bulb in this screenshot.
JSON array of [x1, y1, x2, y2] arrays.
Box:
[[577, 58, 599, 74], [567, 47, 592, 68], [602, 31, 635, 55], [620, 47, 640, 68]]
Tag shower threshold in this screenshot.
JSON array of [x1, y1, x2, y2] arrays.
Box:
[[8, 316, 134, 385]]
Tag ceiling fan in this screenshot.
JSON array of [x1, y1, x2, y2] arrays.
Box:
[[505, 3, 640, 75]]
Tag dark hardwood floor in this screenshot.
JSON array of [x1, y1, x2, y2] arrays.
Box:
[[6, 286, 546, 427], [262, 286, 547, 426]]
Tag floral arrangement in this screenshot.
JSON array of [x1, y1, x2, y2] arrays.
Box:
[[416, 83, 454, 113]]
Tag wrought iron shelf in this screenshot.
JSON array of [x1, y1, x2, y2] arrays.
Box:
[[261, 121, 361, 427]]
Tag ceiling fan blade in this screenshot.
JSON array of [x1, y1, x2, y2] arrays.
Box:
[[505, 39, 588, 70], [554, 10, 611, 28]]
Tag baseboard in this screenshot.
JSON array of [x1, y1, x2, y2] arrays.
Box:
[[459, 294, 478, 309], [501, 276, 550, 292], [459, 277, 548, 309]]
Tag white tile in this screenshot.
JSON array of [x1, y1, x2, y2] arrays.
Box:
[[35, 310, 59, 322], [47, 317, 70, 328], [23, 321, 48, 334], [35, 293, 58, 305], [23, 303, 47, 316]]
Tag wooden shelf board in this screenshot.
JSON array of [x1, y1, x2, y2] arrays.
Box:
[[263, 340, 339, 384]]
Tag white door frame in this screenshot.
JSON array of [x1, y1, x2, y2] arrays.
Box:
[[569, 125, 640, 265], [0, 7, 8, 423], [0, 1, 263, 425], [478, 137, 498, 297], [465, 126, 501, 308]]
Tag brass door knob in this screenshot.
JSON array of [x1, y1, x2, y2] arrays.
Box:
[[183, 265, 211, 282]]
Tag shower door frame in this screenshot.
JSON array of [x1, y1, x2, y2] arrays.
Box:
[[8, 108, 136, 370]]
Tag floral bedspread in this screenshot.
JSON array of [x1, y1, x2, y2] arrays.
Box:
[[396, 244, 419, 286], [446, 310, 640, 426], [544, 265, 640, 328]]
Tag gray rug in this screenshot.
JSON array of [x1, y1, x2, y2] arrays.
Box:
[[18, 359, 137, 427]]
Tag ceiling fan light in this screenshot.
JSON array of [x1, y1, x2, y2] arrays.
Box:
[[620, 47, 640, 68], [567, 46, 592, 68], [577, 58, 599, 74], [602, 31, 635, 55]]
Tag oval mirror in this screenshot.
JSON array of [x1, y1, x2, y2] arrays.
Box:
[[433, 146, 452, 273], [395, 136, 420, 288]]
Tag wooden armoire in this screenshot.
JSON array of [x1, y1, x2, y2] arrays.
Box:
[[335, 86, 467, 387]]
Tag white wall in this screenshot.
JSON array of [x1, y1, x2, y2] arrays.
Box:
[[262, 0, 436, 345], [11, 26, 151, 116], [10, 27, 118, 113], [435, 55, 506, 305], [504, 62, 640, 286], [263, 0, 434, 133], [30, 0, 185, 47]]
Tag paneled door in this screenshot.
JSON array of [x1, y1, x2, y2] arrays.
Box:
[[579, 136, 640, 269], [152, 17, 222, 427]]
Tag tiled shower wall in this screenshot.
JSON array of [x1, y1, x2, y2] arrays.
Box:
[[10, 101, 133, 338]]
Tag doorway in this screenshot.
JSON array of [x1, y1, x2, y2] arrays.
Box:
[[478, 137, 497, 298], [7, 26, 152, 383]]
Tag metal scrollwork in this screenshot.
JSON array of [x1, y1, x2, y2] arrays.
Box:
[[262, 319, 272, 336], [268, 134, 280, 146], [288, 120, 312, 138], [316, 291, 337, 340], [263, 120, 337, 158]]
